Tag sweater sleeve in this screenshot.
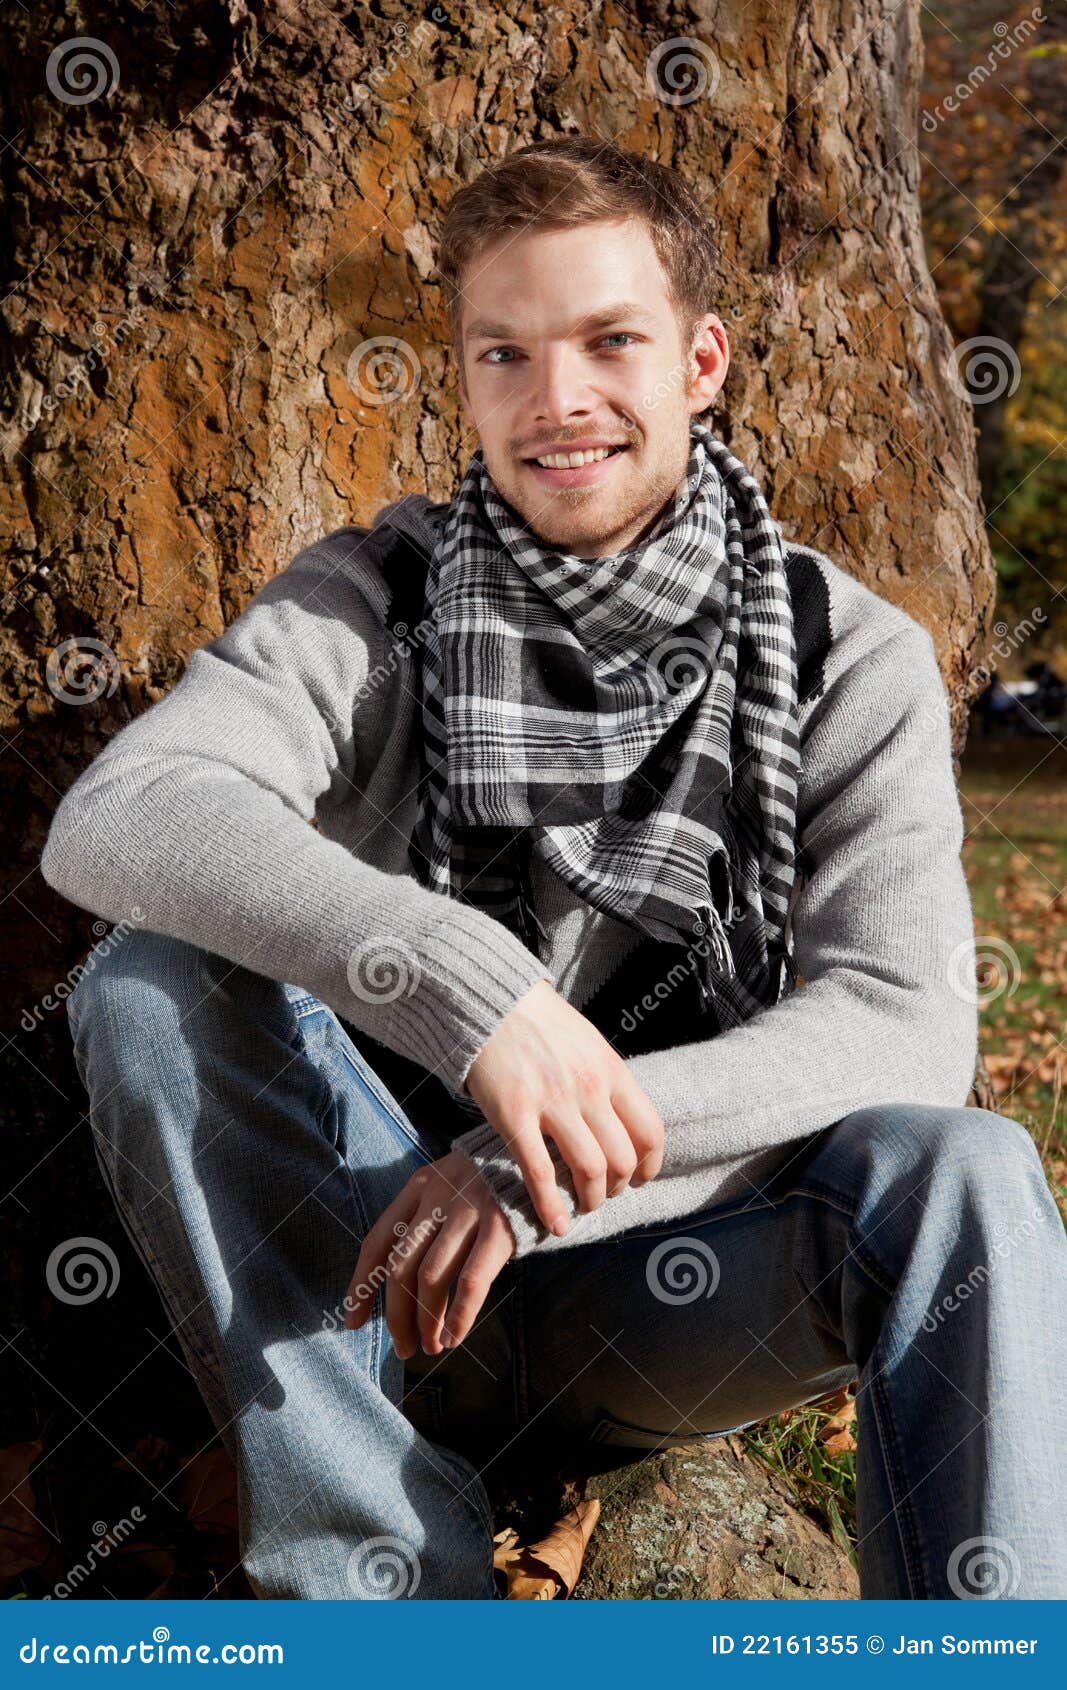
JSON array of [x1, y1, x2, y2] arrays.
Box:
[[452, 620, 980, 1256], [40, 540, 552, 1095]]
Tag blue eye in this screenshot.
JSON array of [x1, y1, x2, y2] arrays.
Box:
[[481, 332, 640, 365]]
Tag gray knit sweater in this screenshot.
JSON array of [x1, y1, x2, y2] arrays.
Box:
[[40, 495, 979, 1257]]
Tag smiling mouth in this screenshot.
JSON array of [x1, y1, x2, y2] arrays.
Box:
[[525, 444, 630, 467]]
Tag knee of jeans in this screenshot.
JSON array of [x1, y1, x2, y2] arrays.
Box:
[[832, 1100, 1041, 1192], [67, 926, 212, 1064]]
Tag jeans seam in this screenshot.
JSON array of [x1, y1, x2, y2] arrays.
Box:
[[336, 1047, 434, 1162], [787, 1181, 924, 1596], [866, 1356, 925, 1598], [287, 1005, 344, 1144], [89, 1127, 231, 1400], [442, 1450, 497, 1541]]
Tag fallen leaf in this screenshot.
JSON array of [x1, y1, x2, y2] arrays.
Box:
[[492, 1499, 601, 1599], [810, 1385, 855, 1419], [819, 1429, 857, 1456], [812, 1385, 857, 1454]]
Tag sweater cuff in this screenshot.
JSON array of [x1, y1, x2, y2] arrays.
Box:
[[451, 1118, 582, 1258], [344, 901, 554, 1099]]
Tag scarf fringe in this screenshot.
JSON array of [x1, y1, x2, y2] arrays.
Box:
[[694, 900, 735, 1011]]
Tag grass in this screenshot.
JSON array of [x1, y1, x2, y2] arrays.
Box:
[[740, 732, 1067, 1573]]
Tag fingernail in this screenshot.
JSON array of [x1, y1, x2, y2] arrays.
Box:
[[552, 1214, 570, 1236], [441, 1329, 453, 1347]]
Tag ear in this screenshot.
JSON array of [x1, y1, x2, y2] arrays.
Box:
[[686, 314, 729, 417]]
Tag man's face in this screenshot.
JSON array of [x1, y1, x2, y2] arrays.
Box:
[[456, 216, 728, 559]]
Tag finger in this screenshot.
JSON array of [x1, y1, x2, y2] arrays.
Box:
[[541, 1111, 608, 1213], [440, 1226, 513, 1349], [385, 1205, 445, 1359], [502, 1119, 571, 1235], [416, 1210, 479, 1354], [611, 1070, 666, 1184], [577, 1093, 640, 1197], [343, 1186, 420, 1330]]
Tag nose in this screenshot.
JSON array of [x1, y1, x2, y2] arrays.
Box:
[[531, 343, 595, 428]]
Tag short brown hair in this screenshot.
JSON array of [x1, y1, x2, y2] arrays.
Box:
[[436, 136, 720, 372]]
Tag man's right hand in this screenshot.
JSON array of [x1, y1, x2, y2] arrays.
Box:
[[462, 979, 665, 1236]]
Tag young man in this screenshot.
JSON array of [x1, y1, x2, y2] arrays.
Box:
[[43, 138, 1067, 1601]]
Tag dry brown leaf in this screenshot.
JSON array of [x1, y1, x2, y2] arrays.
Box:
[[811, 1385, 855, 1418], [492, 1499, 601, 1599], [819, 1429, 857, 1456], [813, 1385, 857, 1455]]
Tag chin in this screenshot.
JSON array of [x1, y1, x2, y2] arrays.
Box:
[[520, 509, 608, 552]]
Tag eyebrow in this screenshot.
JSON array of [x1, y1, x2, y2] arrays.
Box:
[[464, 301, 660, 342]]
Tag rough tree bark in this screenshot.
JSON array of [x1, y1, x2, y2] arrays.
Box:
[[1, 0, 996, 1598]]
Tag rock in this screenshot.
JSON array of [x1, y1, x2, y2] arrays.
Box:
[[572, 1435, 859, 1600]]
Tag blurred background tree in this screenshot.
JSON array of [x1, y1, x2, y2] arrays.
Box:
[[920, 0, 1067, 659]]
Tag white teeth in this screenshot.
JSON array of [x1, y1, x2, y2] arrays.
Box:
[[534, 446, 618, 468]]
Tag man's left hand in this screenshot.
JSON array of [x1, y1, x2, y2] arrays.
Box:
[[342, 1151, 516, 1357]]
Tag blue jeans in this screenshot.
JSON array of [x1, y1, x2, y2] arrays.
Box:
[[67, 927, 1067, 1599]]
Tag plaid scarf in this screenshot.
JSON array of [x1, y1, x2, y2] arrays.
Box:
[[405, 417, 801, 1092]]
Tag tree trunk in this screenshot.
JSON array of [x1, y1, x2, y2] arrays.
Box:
[[1, 0, 994, 1598]]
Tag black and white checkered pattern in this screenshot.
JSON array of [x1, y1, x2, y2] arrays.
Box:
[[406, 417, 802, 1052]]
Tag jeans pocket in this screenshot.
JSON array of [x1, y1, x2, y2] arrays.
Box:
[[402, 1377, 445, 1437]]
